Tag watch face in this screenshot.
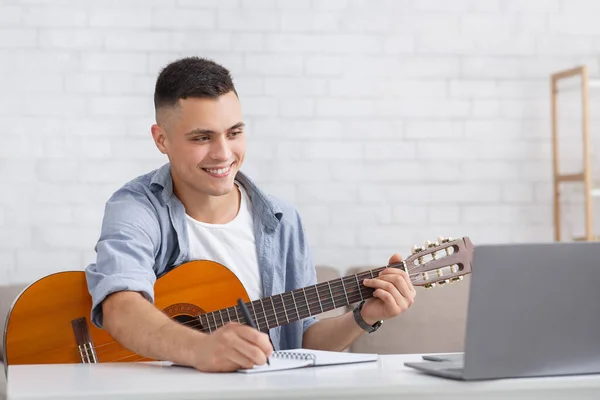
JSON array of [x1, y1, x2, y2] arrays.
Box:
[[369, 320, 383, 333]]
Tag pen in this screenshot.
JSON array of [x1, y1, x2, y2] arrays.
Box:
[[237, 298, 270, 365]]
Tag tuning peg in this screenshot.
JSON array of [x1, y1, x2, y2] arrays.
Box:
[[441, 237, 453, 255], [438, 236, 452, 243], [425, 240, 440, 259], [425, 240, 439, 248], [450, 265, 459, 274], [424, 283, 436, 289], [451, 276, 463, 282], [438, 279, 450, 285], [412, 245, 424, 254]]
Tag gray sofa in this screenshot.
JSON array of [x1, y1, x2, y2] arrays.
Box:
[[347, 265, 469, 354], [314, 265, 469, 354], [1, 284, 27, 400], [0, 266, 469, 400]]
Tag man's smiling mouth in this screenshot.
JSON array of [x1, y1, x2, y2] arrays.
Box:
[[202, 163, 234, 176]]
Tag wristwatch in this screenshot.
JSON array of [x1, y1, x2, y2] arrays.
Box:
[[353, 301, 383, 333]]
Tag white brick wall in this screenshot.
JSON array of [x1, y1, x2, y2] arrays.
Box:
[[1, 0, 599, 284]]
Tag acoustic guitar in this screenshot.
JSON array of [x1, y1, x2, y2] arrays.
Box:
[[3, 236, 473, 368]]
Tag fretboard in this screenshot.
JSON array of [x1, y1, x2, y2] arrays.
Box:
[[194, 262, 405, 334]]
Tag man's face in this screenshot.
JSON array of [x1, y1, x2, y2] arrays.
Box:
[[153, 91, 246, 198]]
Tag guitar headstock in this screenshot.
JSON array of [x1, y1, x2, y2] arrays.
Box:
[[403, 236, 474, 288]]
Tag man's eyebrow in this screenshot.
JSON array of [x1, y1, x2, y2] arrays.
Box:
[[184, 122, 245, 137], [229, 122, 245, 130]]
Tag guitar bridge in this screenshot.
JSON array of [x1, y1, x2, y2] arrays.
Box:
[[71, 317, 98, 364]]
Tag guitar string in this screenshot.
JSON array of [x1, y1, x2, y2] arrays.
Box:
[[105, 290, 372, 363], [96, 261, 436, 349], [105, 276, 447, 365], [9, 256, 459, 363], [110, 272, 461, 366], [89, 284, 375, 359], [89, 265, 428, 355], [87, 263, 455, 358], [12, 272, 441, 364], [88, 267, 455, 360]]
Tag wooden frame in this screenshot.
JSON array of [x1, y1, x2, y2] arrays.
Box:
[[551, 65, 594, 241]]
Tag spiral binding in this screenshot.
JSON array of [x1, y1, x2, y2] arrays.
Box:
[[272, 351, 317, 361]]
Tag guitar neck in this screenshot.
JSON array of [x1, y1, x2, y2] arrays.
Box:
[[197, 263, 405, 334]]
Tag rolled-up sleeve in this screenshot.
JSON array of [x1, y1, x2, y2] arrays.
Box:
[[85, 188, 161, 328]]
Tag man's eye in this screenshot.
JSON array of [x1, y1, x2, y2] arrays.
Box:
[[230, 131, 242, 137], [193, 136, 209, 142]]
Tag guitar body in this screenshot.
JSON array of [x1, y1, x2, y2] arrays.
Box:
[[4, 260, 249, 366]]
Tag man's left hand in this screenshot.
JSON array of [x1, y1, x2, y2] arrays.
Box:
[[359, 253, 416, 325]]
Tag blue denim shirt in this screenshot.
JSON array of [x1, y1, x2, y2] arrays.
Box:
[[85, 163, 318, 351]]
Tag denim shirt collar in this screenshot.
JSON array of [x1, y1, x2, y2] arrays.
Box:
[[149, 163, 283, 299], [149, 163, 282, 229]]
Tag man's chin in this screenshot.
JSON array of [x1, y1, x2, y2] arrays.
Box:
[[203, 183, 236, 197]]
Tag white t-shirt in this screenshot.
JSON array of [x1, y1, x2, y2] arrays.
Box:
[[185, 183, 263, 301]]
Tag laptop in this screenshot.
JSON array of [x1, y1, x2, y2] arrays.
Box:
[[404, 242, 600, 380]]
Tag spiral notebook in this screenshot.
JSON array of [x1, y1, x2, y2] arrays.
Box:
[[237, 349, 378, 374]]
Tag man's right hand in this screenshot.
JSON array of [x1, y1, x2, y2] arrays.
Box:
[[102, 292, 273, 373], [191, 322, 274, 372]]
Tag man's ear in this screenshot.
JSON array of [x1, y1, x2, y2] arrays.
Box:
[[151, 124, 168, 154]]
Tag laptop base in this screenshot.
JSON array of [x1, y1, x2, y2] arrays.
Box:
[[404, 361, 466, 380], [421, 353, 464, 363]]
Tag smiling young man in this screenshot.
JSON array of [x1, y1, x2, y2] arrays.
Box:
[[85, 57, 416, 372]]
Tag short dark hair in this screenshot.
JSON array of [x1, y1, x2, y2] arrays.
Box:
[[153, 57, 237, 110]]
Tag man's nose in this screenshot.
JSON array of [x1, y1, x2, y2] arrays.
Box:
[[209, 135, 232, 161]]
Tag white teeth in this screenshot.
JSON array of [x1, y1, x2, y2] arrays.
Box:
[[205, 165, 231, 175]]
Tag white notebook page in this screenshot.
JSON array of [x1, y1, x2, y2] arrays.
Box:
[[237, 349, 378, 374]]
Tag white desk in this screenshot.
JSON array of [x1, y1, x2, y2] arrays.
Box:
[[7, 354, 600, 400]]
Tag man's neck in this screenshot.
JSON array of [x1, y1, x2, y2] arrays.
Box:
[[176, 183, 241, 225]]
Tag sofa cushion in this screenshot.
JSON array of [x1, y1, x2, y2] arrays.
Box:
[[1, 284, 27, 400], [0, 284, 28, 361], [1, 370, 5, 400], [0, 367, 4, 400], [348, 267, 470, 355]]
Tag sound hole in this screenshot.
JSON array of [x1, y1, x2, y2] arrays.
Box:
[[163, 303, 205, 331], [173, 314, 203, 330]]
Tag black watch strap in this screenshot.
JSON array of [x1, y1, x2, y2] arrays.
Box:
[[353, 301, 382, 333]]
